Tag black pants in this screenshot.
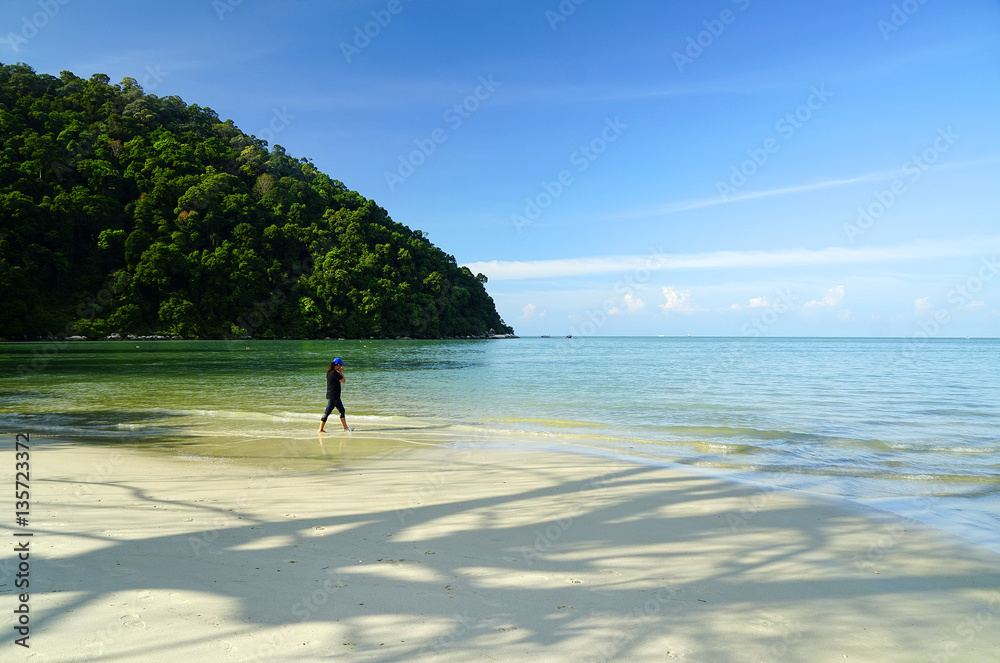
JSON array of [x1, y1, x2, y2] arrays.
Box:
[[322, 397, 345, 421]]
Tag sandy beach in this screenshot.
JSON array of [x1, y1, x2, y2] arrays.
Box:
[[4, 437, 999, 662]]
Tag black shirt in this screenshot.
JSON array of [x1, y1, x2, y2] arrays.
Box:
[[326, 369, 344, 400]]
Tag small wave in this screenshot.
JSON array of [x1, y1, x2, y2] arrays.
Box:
[[885, 442, 998, 454]]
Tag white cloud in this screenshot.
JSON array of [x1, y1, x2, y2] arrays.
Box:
[[608, 306, 622, 316], [914, 297, 932, 310], [463, 236, 1000, 281], [517, 303, 543, 322], [749, 296, 770, 308], [661, 287, 694, 313], [623, 294, 644, 312], [964, 300, 985, 310], [805, 285, 845, 308]]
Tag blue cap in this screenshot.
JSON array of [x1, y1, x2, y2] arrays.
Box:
[[333, 358, 343, 365]]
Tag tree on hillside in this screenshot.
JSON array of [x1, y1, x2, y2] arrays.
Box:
[[0, 63, 512, 339]]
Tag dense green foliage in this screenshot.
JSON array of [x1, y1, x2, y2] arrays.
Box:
[[0, 63, 511, 339]]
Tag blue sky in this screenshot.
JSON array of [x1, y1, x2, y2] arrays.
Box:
[[3, 0, 999, 336]]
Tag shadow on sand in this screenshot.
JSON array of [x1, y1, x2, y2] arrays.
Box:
[[8, 445, 1000, 662]]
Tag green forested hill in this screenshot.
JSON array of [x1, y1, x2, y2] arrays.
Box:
[[0, 63, 512, 339]]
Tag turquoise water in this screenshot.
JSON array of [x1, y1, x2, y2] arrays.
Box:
[[2, 337, 999, 549]]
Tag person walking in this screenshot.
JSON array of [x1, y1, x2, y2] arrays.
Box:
[[319, 358, 352, 432]]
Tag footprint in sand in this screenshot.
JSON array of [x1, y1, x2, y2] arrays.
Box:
[[75, 639, 104, 659], [213, 640, 235, 654], [169, 592, 191, 605], [121, 614, 146, 628]]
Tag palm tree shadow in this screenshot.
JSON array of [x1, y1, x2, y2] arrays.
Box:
[[20, 454, 1000, 661]]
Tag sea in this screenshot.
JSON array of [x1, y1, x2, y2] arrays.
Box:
[[2, 336, 998, 552]]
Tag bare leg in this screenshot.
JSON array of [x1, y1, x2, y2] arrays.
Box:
[[341, 416, 352, 431], [319, 417, 327, 433]]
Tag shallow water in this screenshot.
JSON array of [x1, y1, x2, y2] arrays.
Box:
[[2, 337, 998, 550]]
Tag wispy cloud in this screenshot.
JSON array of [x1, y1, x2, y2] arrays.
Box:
[[644, 172, 894, 218], [465, 236, 1000, 281], [607, 171, 894, 222], [610, 156, 1000, 222]]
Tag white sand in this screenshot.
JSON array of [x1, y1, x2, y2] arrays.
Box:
[[3, 439, 999, 662]]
